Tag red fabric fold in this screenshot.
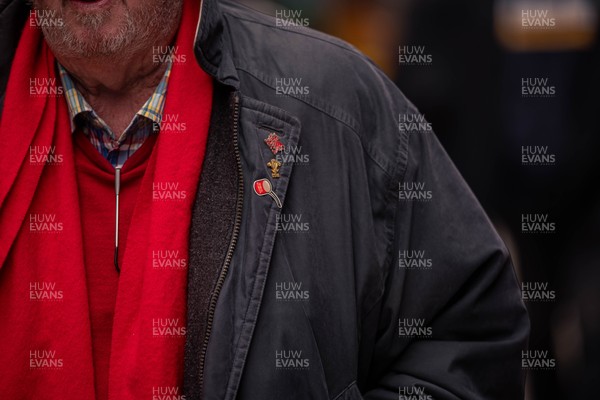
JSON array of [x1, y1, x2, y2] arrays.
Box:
[[0, 0, 212, 398]]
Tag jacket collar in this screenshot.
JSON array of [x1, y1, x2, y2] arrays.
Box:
[[194, 0, 240, 89]]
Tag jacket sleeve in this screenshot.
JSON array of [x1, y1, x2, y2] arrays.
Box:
[[357, 73, 530, 399]]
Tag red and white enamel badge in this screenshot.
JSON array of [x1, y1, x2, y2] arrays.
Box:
[[264, 132, 285, 155], [253, 179, 283, 208]]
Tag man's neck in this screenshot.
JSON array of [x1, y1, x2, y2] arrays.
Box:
[[56, 49, 168, 137]]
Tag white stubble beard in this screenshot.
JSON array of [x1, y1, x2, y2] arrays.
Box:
[[33, 0, 182, 59]]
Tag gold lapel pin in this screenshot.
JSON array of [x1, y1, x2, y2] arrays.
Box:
[[267, 158, 282, 179]]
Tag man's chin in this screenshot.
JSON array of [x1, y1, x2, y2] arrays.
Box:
[[57, 1, 129, 53], [42, 14, 135, 59], [37, 0, 182, 59]]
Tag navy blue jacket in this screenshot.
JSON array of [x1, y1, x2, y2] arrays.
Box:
[[0, 1, 529, 399]]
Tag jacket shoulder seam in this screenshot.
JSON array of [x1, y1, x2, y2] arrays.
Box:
[[222, 10, 360, 56]]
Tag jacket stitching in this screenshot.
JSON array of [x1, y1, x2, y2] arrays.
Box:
[[331, 381, 359, 400], [236, 67, 394, 180], [221, 9, 363, 56]]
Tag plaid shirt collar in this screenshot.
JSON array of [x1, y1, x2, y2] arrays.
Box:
[[58, 62, 172, 167]]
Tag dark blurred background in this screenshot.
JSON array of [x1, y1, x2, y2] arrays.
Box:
[[238, 0, 600, 398]]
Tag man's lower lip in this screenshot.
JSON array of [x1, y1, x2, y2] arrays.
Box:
[[67, 0, 111, 10]]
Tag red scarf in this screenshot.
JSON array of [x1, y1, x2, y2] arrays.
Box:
[[0, 1, 212, 398]]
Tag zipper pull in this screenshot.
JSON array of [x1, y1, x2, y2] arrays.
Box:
[[114, 167, 121, 273]]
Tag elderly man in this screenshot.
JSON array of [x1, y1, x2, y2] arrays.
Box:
[[0, 0, 529, 399]]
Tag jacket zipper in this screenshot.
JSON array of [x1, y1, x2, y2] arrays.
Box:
[[197, 93, 244, 397]]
